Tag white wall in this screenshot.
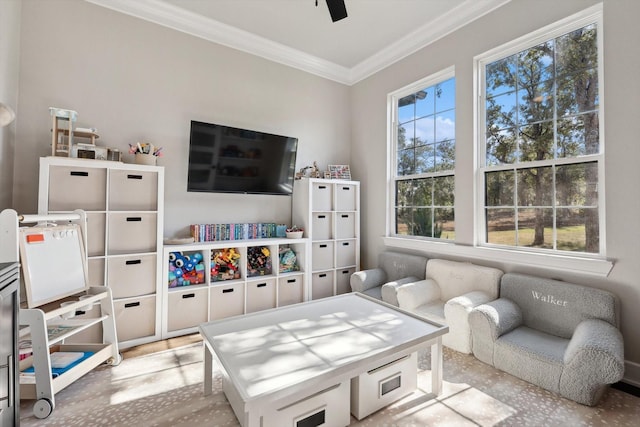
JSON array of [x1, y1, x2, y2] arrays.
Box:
[[351, 0, 640, 382], [14, 0, 351, 238]]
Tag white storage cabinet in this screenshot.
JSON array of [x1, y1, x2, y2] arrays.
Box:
[[292, 178, 360, 299], [161, 238, 310, 338], [38, 157, 164, 349]]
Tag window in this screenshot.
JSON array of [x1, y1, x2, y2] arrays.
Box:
[[389, 69, 455, 240], [478, 12, 603, 255]]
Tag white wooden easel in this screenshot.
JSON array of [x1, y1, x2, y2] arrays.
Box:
[[0, 209, 121, 419]]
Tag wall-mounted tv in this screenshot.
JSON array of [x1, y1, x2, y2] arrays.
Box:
[[187, 120, 298, 195]]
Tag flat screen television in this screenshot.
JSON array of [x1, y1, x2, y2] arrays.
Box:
[[187, 120, 298, 195]]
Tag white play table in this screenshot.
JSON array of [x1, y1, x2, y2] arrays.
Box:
[[199, 293, 448, 427]]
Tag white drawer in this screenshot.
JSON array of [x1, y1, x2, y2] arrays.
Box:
[[335, 212, 355, 239], [278, 274, 304, 307], [87, 258, 105, 287], [351, 352, 417, 420], [107, 254, 156, 298], [335, 240, 356, 268], [263, 381, 350, 427], [167, 287, 208, 332], [246, 278, 276, 313], [47, 165, 107, 211], [210, 282, 244, 320], [312, 270, 334, 300], [335, 184, 356, 211], [108, 169, 158, 211], [336, 267, 355, 295], [107, 213, 157, 254], [113, 295, 156, 342], [311, 212, 332, 240], [311, 241, 334, 271], [312, 182, 333, 211], [86, 212, 106, 257]]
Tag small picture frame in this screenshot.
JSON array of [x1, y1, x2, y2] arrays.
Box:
[[329, 164, 351, 180], [324, 171, 331, 179]]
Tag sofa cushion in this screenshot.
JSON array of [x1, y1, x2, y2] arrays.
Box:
[[380, 276, 420, 306], [414, 300, 446, 324], [500, 273, 619, 339], [426, 259, 502, 302], [361, 285, 382, 301], [379, 252, 427, 282]]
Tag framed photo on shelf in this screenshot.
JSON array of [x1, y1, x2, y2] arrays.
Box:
[[329, 164, 351, 180]]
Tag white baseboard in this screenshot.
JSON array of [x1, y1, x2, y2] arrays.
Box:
[[623, 360, 640, 387]]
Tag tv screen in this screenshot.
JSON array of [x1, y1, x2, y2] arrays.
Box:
[[187, 121, 298, 195]]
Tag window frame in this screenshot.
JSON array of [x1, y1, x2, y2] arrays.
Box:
[[387, 66, 456, 240]]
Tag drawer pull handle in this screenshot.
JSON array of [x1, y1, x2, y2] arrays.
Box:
[[318, 215, 326, 219], [182, 293, 195, 299], [342, 242, 349, 246], [127, 174, 143, 180], [319, 274, 327, 278], [318, 185, 327, 189], [342, 270, 349, 274], [342, 187, 350, 191], [319, 244, 327, 248], [126, 217, 142, 222], [257, 283, 267, 288], [75, 310, 86, 316], [287, 279, 296, 283], [124, 302, 141, 308], [222, 288, 234, 294], [341, 214, 349, 218], [125, 259, 142, 265], [70, 171, 89, 177]]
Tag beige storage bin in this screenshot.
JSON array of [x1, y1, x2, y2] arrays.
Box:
[[210, 282, 245, 320], [107, 254, 157, 298], [336, 267, 355, 295], [246, 278, 276, 313], [167, 287, 208, 332], [335, 212, 356, 239], [312, 241, 334, 271], [87, 258, 105, 286], [311, 212, 332, 240], [113, 295, 156, 342], [335, 184, 357, 211], [262, 381, 350, 427], [107, 212, 157, 254], [48, 165, 107, 211], [312, 182, 333, 211], [63, 302, 103, 344], [108, 169, 158, 211], [278, 274, 304, 306], [312, 270, 334, 299], [351, 352, 417, 420], [86, 212, 106, 257], [335, 239, 356, 268]]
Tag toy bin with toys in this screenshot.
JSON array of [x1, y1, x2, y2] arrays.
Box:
[[247, 246, 272, 277], [167, 251, 205, 288], [211, 247, 242, 282]]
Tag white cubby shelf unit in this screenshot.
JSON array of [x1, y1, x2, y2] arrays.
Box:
[[161, 237, 310, 339]]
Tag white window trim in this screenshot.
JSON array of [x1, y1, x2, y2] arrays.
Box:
[[386, 66, 456, 238]]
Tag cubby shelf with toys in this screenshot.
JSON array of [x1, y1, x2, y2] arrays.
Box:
[[161, 237, 310, 339]]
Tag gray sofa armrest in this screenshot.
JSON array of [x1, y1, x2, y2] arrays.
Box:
[[469, 298, 523, 365], [396, 279, 441, 311], [350, 268, 387, 293], [560, 318, 625, 406]]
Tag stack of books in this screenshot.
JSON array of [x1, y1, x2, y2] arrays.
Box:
[[190, 223, 286, 242]]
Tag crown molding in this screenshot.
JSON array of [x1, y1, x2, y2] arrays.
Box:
[[86, 0, 511, 86]]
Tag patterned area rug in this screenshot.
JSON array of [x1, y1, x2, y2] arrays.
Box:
[[20, 340, 640, 426]]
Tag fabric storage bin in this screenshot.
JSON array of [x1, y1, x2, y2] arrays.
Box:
[[335, 184, 356, 211], [47, 165, 107, 211], [246, 278, 276, 313], [312, 271, 334, 299], [107, 212, 157, 254], [113, 295, 156, 342], [336, 267, 355, 295], [311, 212, 332, 240], [278, 274, 304, 306], [167, 287, 208, 332], [335, 212, 355, 239], [351, 352, 418, 420], [86, 212, 106, 257], [312, 182, 333, 211], [210, 282, 245, 320], [262, 381, 350, 427], [108, 169, 158, 211], [107, 254, 156, 298], [311, 241, 334, 271], [87, 258, 105, 287], [335, 239, 356, 267]]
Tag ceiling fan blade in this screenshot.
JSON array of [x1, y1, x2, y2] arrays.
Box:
[[326, 0, 348, 22]]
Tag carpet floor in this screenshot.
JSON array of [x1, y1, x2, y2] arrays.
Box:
[[19, 335, 640, 426]]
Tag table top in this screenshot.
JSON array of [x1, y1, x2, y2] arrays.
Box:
[[199, 293, 447, 404]]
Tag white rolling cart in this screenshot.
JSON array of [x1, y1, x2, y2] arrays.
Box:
[[0, 209, 121, 419]]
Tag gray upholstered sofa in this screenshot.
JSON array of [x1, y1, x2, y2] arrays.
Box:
[[350, 250, 427, 303], [469, 273, 624, 406], [395, 259, 503, 354]]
